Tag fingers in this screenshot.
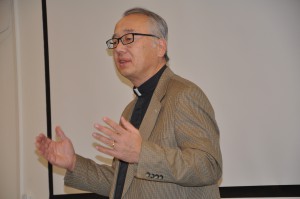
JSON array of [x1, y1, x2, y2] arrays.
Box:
[[94, 144, 118, 159], [36, 133, 46, 142], [93, 117, 123, 142], [35, 133, 48, 152], [120, 116, 136, 132], [55, 126, 67, 140], [93, 118, 117, 149], [92, 132, 118, 159], [35, 133, 44, 146], [92, 132, 115, 148], [93, 116, 140, 142], [92, 116, 142, 163], [103, 117, 126, 134], [93, 117, 124, 155]]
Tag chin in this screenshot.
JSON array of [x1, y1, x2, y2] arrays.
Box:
[[116, 66, 129, 77]]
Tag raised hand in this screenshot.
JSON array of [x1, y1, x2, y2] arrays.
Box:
[[93, 116, 142, 163], [35, 126, 76, 171]]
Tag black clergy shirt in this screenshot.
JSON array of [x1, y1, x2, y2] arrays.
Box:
[[114, 65, 167, 199]]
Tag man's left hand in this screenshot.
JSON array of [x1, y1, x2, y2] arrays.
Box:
[[93, 116, 142, 163]]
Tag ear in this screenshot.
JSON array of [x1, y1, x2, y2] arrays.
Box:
[[156, 38, 167, 58]]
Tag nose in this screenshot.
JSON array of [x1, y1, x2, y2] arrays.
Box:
[[114, 40, 127, 54]]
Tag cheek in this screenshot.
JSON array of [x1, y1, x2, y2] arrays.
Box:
[[112, 50, 118, 58], [125, 43, 154, 65], [112, 53, 117, 60], [128, 47, 142, 62]]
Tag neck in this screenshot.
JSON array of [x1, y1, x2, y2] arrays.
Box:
[[132, 60, 166, 87]]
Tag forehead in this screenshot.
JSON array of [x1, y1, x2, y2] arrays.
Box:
[[113, 14, 151, 37]]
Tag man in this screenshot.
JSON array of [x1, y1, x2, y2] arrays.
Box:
[[36, 7, 222, 199]]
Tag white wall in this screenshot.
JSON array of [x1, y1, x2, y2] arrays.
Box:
[[0, 1, 19, 199], [14, 0, 49, 198], [47, 0, 300, 191], [1, 0, 299, 198]]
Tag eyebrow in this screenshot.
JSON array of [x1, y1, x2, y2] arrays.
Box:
[[112, 29, 135, 38]]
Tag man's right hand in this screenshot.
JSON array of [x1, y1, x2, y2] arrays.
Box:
[[35, 126, 76, 172]]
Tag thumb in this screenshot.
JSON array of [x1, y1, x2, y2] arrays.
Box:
[[55, 126, 67, 140], [120, 117, 137, 133]]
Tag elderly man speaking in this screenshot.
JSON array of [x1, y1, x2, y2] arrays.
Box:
[[36, 7, 222, 199]]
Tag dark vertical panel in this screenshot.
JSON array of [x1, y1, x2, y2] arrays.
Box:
[[41, 0, 53, 198]]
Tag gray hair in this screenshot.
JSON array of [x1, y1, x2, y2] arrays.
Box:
[[123, 7, 169, 62]]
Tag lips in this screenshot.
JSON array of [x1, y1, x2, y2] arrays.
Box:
[[118, 58, 131, 66]]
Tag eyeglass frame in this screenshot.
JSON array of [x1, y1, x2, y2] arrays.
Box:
[[106, 33, 160, 49]]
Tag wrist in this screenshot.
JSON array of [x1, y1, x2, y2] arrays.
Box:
[[68, 155, 77, 172]]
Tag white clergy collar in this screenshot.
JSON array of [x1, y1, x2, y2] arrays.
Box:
[[133, 88, 142, 97]]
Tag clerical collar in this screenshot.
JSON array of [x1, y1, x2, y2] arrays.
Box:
[[133, 65, 167, 97]]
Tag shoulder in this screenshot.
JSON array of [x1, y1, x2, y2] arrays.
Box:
[[165, 73, 215, 118], [167, 73, 206, 98], [159, 67, 200, 93]]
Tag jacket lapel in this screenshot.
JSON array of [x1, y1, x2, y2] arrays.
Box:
[[120, 67, 175, 198], [139, 67, 174, 139]]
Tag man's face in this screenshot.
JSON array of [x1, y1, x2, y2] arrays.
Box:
[[112, 14, 163, 87]]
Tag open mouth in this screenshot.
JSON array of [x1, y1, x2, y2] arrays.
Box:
[[118, 58, 131, 66]]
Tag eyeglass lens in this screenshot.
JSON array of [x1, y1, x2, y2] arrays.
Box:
[[107, 33, 134, 49]]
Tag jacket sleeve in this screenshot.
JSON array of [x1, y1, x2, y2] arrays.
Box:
[[136, 86, 222, 187], [64, 154, 116, 196]]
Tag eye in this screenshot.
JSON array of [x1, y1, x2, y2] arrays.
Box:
[[125, 37, 133, 42], [108, 39, 118, 46], [122, 35, 134, 44]]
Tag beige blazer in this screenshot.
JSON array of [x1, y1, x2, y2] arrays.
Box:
[[65, 67, 222, 199]]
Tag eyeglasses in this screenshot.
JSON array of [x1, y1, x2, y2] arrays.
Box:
[[106, 33, 160, 49]]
